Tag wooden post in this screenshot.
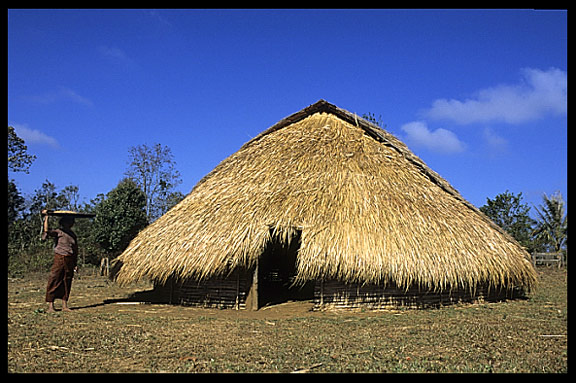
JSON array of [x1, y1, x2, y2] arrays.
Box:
[[235, 271, 240, 310], [251, 259, 259, 310], [99, 257, 109, 277]]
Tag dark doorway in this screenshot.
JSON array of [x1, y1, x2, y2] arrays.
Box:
[[257, 230, 314, 308]]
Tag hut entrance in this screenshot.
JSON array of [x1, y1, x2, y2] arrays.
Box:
[[253, 230, 314, 309]]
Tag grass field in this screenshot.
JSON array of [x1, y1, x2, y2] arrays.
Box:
[[8, 267, 567, 373]]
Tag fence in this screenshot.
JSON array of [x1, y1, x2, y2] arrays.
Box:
[[531, 252, 566, 268]]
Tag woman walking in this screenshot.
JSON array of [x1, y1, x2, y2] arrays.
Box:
[[42, 214, 78, 312]]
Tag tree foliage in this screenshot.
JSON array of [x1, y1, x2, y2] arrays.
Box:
[[480, 190, 535, 251], [533, 192, 567, 253], [125, 143, 182, 221], [91, 178, 148, 257], [8, 126, 36, 173], [8, 180, 25, 225], [480, 190, 568, 255]]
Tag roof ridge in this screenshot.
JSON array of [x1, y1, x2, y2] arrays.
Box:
[[245, 99, 388, 147]]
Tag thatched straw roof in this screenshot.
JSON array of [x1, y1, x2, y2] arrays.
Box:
[[113, 100, 537, 292]]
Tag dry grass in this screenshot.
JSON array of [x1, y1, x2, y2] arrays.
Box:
[[8, 267, 566, 373], [115, 101, 536, 294]]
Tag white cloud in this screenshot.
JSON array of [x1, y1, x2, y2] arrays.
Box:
[[58, 87, 94, 107], [146, 10, 173, 27], [425, 67, 567, 124], [482, 128, 507, 149], [11, 123, 60, 148], [30, 87, 94, 107], [482, 128, 508, 157], [400, 121, 465, 154], [99, 45, 129, 61], [98, 45, 135, 68]]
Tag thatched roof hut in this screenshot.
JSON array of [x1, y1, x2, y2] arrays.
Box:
[[113, 100, 536, 309]]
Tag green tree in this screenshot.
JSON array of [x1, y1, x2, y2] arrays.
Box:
[[480, 190, 536, 251], [8, 125, 35, 225], [125, 143, 182, 222], [533, 192, 567, 254], [8, 180, 25, 225], [8, 126, 36, 174], [29, 179, 59, 214], [60, 185, 81, 211], [92, 178, 148, 257]]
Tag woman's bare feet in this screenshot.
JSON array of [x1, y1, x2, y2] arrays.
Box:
[[46, 301, 72, 312], [62, 301, 72, 312]]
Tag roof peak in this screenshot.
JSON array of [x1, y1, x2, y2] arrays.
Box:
[[248, 99, 388, 146]]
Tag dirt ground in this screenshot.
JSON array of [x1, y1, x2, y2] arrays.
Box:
[[7, 267, 567, 373]]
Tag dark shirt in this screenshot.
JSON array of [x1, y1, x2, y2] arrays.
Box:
[[43, 228, 78, 256]]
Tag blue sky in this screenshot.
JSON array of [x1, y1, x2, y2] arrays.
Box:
[[8, 9, 567, 214]]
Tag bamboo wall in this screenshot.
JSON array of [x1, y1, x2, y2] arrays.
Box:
[[153, 275, 523, 311], [155, 269, 252, 309], [314, 280, 524, 310]]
